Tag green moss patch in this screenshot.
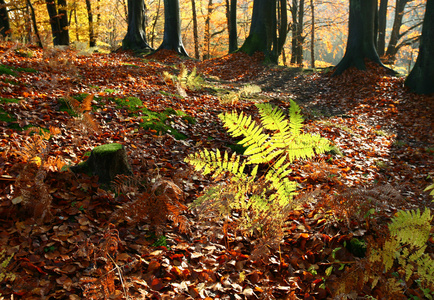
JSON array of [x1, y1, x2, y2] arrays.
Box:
[[0, 98, 19, 129], [0, 64, 38, 76], [113, 97, 143, 111], [93, 143, 123, 155]]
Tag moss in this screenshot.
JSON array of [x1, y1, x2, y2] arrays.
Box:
[[0, 98, 20, 129], [92, 143, 124, 155], [0, 64, 37, 76], [113, 97, 143, 111], [0, 65, 17, 76], [346, 238, 367, 258]]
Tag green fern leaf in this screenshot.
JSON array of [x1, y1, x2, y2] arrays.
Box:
[[256, 103, 290, 133], [288, 99, 304, 136]]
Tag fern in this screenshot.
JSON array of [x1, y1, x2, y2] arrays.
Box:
[[185, 100, 333, 240], [163, 64, 204, 97], [0, 249, 15, 293], [425, 181, 434, 201], [337, 208, 434, 297]]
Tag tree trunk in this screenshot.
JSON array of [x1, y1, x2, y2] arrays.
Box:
[[310, 0, 315, 68], [377, 0, 388, 57], [46, 0, 69, 46], [0, 0, 10, 38], [191, 0, 200, 59], [239, 0, 286, 63], [228, 0, 238, 53], [157, 0, 188, 56], [333, 0, 390, 76], [85, 0, 96, 47], [405, 0, 434, 94], [290, 0, 298, 64], [203, 0, 213, 59], [290, 0, 305, 66], [295, 0, 305, 66], [27, 0, 43, 47], [122, 0, 153, 52], [57, 0, 70, 45], [277, 0, 287, 56], [384, 0, 409, 64]]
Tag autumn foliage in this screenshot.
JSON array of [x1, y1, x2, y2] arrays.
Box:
[[0, 44, 433, 299]]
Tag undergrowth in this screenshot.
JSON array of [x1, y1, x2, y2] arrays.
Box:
[[333, 208, 434, 299], [185, 100, 334, 258]]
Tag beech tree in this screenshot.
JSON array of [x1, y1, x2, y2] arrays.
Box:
[[85, 0, 96, 48], [377, 0, 388, 57], [290, 0, 305, 66], [191, 0, 200, 59], [122, 0, 153, 52], [226, 0, 238, 53], [239, 0, 287, 63], [334, 0, 391, 76], [405, 0, 434, 94], [46, 0, 69, 46], [157, 0, 188, 56]]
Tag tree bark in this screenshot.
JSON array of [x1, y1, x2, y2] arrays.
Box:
[[191, 0, 200, 59], [157, 0, 188, 56], [310, 0, 315, 68], [70, 143, 132, 186], [227, 0, 238, 53], [203, 0, 213, 59], [405, 0, 434, 94], [122, 0, 153, 52], [46, 0, 70, 46], [0, 0, 10, 38], [239, 0, 287, 63], [85, 0, 96, 47], [290, 0, 305, 66], [333, 0, 391, 76], [377, 0, 388, 57]]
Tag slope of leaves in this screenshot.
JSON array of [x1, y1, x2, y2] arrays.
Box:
[[0, 43, 433, 299]]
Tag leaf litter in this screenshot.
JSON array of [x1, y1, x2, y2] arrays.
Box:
[[0, 44, 433, 299]]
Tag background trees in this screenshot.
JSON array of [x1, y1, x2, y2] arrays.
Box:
[[0, 0, 427, 73]]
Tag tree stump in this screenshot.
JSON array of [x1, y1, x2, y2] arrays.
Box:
[[70, 143, 132, 185]]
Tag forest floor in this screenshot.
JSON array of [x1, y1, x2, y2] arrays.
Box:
[[0, 43, 433, 299]]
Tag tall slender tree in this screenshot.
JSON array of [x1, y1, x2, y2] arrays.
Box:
[[290, 0, 305, 66], [405, 0, 434, 94], [333, 0, 392, 76], [122, 0, 153, 52], [377, 0, 388, 57], [157, 0, 188, 56], [46, 0, 69, 46], [191, 0, 200, 59], [85, 0, 96, 47], [226, 0, 238, 53]]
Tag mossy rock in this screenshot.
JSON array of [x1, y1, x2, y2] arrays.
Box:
[[70, 143, 132, 185]]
